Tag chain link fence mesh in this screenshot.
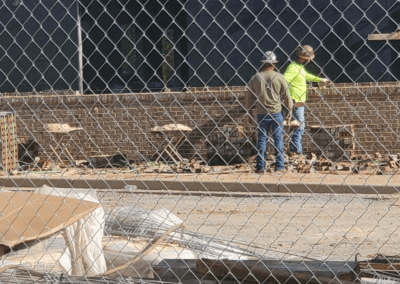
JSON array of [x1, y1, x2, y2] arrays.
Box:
[[0, 0, 399, 283]]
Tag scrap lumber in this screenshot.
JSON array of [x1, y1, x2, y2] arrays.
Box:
[[196, 259, 359, 284], [0, 112, 18, 171], [360, 261, 400, 272], [359, 255, 400, 276], [368, 30, 400, 41], [283, 120, 301, 128], [153, 259, 197, 281], [50, 144, 63, 164]]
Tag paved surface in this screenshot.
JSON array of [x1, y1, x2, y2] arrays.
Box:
[[2, 171, 400, 194]]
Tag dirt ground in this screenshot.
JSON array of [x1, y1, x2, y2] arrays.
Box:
[[99, 191, 400, 262], [11, 165, 400, 262]]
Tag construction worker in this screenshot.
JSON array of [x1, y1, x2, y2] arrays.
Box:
[[284, 45, 330, 155], [246, 51, 293, 174]]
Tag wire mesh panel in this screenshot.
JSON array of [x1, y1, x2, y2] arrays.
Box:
[[1, 0, 400, 284]]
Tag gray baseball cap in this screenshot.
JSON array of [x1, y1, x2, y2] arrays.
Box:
[[260, 51, 278, 63]]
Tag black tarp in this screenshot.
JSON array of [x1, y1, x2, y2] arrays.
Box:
[[0, 0, 79, 92], [185, 0, 400, 86], [6, 0, 396, 93], [80, 0, 188, 93], [81, 0, 400, 93]]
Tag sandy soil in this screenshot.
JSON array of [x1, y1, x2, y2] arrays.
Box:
[[99, 191, 400, 262]]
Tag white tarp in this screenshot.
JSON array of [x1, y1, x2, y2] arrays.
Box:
[[1, 234, 69, 273], [37, 185, 107, 276], [102, 237, 197, 278]]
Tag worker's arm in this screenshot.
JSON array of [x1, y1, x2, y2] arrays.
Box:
[[304, 70, 322, 83]]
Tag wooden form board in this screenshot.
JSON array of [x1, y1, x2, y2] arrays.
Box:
[[196, 259, 359, 284], [368, 31, 400, 41], [154, 259, 360, 283]]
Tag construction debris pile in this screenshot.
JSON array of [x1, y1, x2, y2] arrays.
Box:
[[283, 152, 400, 175], [125, 159, 211, 174], [0, 185, 395, 284], [351, 153, 399, 175], [9, 150, 400, 177], [311, 124, 355, 159], [1, 120, 398, 176], [0, 186, 258, 280]]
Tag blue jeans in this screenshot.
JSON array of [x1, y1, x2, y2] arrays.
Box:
[[256, 112, 285, 171], [290, 107, 305, 154]]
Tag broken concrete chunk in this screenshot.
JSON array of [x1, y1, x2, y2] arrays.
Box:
[[308, 153, 317, 165], [335, 165, 344, 171], [389, 160, 397, 168]]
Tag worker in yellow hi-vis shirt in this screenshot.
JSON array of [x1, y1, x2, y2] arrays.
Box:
[[284, 45, 330, 155]]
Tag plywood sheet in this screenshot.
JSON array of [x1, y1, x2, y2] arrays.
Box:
[[0, 191, 101, 248]]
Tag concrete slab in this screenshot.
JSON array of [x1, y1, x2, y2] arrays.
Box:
[[0, 176, 398, 194]]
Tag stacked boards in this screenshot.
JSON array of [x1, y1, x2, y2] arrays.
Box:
[[310, 124, 355, 160], [206, 124, 256, 165], [0, 112, 18, 171]]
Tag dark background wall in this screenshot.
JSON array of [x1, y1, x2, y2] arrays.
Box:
[[185, 0, 400, 86], [1, 0, 398, 93], [0, 0, 79, 92], [80, 0, 400, 93], [80, 0, 189, 93]]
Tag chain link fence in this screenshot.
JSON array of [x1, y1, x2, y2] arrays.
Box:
[[0, 0, 400, 283]]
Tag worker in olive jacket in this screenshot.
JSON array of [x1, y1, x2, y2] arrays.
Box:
[[246, 51, 293, 174]]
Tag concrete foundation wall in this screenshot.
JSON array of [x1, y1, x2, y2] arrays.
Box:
[[4, 83, 400, 162]]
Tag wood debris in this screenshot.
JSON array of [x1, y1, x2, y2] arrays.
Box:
[[196, 259, 359, 284], [311, 124, 355, 160], [283, 120, 301, 127], [151, 124, 192, 132]]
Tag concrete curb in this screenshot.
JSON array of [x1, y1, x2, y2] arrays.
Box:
[[0, 176, 398, 194]]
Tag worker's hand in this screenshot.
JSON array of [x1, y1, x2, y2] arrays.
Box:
[[320, 78, 331, 84]]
